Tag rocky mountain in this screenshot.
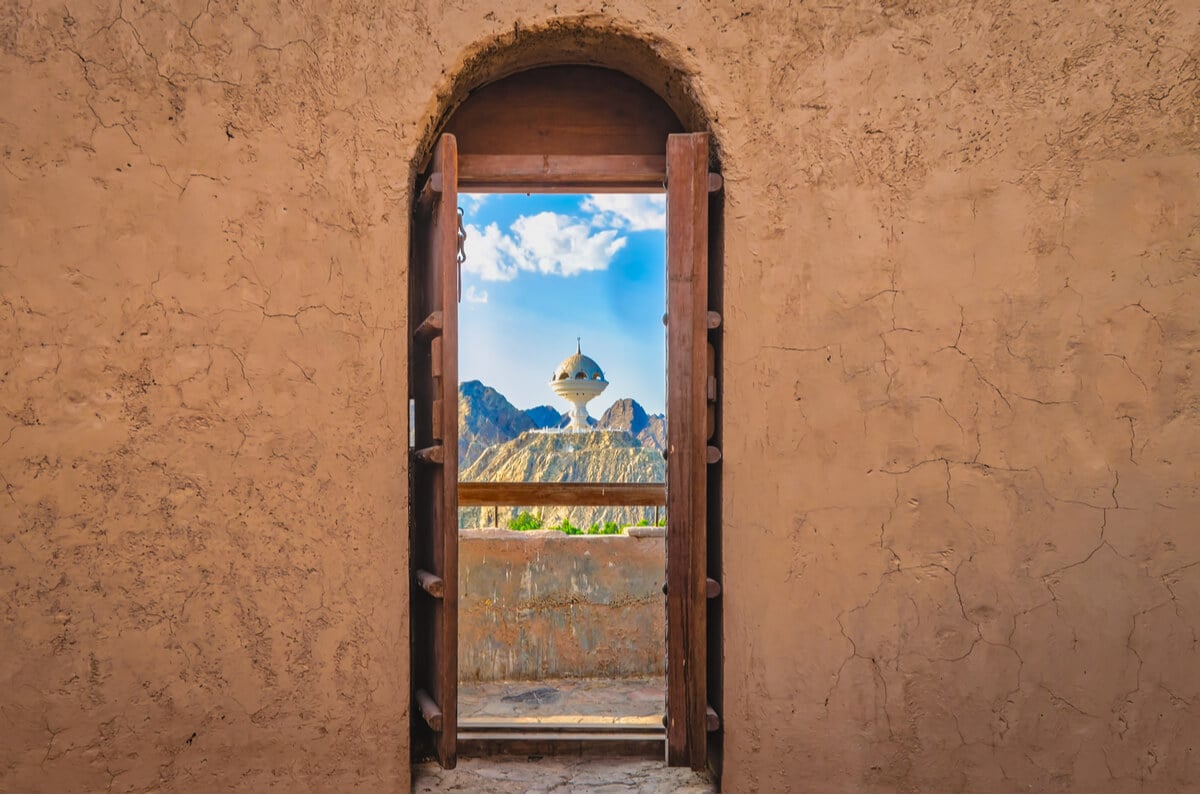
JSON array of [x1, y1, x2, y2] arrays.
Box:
[[458, 380, 536, 468], [599, 398, 667, 451], [459, 429, 665, 529], [463, 428, 663, 483], [523, 405, 564, 429], [458, 381, 665, 467]]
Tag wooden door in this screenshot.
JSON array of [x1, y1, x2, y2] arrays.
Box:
[[410, 133, 460, 770], [665, 131, 714, 770]]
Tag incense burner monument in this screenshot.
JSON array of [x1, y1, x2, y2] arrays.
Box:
[[549, 341, 609, 431]]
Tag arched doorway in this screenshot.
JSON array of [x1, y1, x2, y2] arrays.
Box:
[[409, 63, 722, 772]]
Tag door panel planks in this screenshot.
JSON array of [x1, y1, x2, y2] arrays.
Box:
[[410, 133, 460, 770], [665, 132, 711, 770], [410, 123, 722, 773]]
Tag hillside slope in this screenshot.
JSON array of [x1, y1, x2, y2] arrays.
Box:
[[457, 380, 535, 468], [599, 398, 667, 451], [457, 380, 665, 468], [459, 429, 664, 528]]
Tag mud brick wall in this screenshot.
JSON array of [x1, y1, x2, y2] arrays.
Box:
[[2, 0, 1199, 790], [458, 529, 665, 682]]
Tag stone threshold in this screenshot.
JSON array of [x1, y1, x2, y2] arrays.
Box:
[[413, 755, 717, 793]]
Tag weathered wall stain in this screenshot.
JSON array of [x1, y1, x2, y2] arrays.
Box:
[[2, 0, 1199, 791], [459, 529, 665, 682]]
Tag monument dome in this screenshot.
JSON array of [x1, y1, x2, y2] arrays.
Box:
[[550, 340, 609, 430]]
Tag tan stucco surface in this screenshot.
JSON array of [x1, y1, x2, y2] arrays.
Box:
[[2, 0, 1199, 791], [459, 530, 665, 681]]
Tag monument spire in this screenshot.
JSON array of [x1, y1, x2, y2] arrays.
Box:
[[550, 341, 609, 431]]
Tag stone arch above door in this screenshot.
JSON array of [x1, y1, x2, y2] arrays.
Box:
[[407, 29, 725, 772], [411, 19, 718, 173]]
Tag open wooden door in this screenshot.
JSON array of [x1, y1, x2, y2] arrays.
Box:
[[410, 133, 460, 769], [665, 131, 716, 770], [411, 76, 721, 770]]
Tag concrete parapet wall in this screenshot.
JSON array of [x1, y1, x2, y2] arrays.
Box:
[[459, 528, 666, 682]]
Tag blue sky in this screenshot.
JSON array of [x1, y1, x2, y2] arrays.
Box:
[[459, 193, 667, 415]]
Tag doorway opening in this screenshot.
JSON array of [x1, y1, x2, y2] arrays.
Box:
[[455, 190, 669, 742], [409, 64, 722, 773]]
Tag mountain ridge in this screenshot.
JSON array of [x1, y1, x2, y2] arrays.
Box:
[[457, 380, 536, 469], [458, 428, 664, 528], [458, 380, 664, 468], [457, 381, 667, 528]]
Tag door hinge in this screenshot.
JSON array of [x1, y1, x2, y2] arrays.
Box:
[[456, 206, 466, 303], [416, 689, 444, 732]]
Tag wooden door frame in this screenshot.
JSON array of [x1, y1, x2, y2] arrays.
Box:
[[664, 132, 713, 769], [409, 135, 461, 769], [410, 70, 722, 772]]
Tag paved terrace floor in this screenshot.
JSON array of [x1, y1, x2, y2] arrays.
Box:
[[414, 677, 717, 792], [413, 756, 717, 793], [459, 676, 665, 728]]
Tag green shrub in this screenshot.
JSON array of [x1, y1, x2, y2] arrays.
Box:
[[636, 518, 650, 526], [508, 511, 543, 531], [655, 515, 666, 527], [551, 518, 583, 535]]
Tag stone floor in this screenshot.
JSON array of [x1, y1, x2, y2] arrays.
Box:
[[413, 677, 717, 793], [413, 756, 717, 793], [459, 676, 665, 728]]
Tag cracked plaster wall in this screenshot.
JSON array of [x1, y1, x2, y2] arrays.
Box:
[[1, 0, 1199, 791], [458, 530, 667, 682]]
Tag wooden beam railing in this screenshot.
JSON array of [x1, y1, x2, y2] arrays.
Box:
[[458, 482, 666, 507]]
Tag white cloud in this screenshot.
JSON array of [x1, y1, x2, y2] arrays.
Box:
[[464, 284, 489, 303], [463, 222, 523, 281], [461, 193, 489, 212], [463, 212, 626, 282], [511, 212, 626, 276], [580, 194, 666, 231]]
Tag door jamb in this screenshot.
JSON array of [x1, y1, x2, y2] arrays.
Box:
[[410, 141, 722, 770]]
